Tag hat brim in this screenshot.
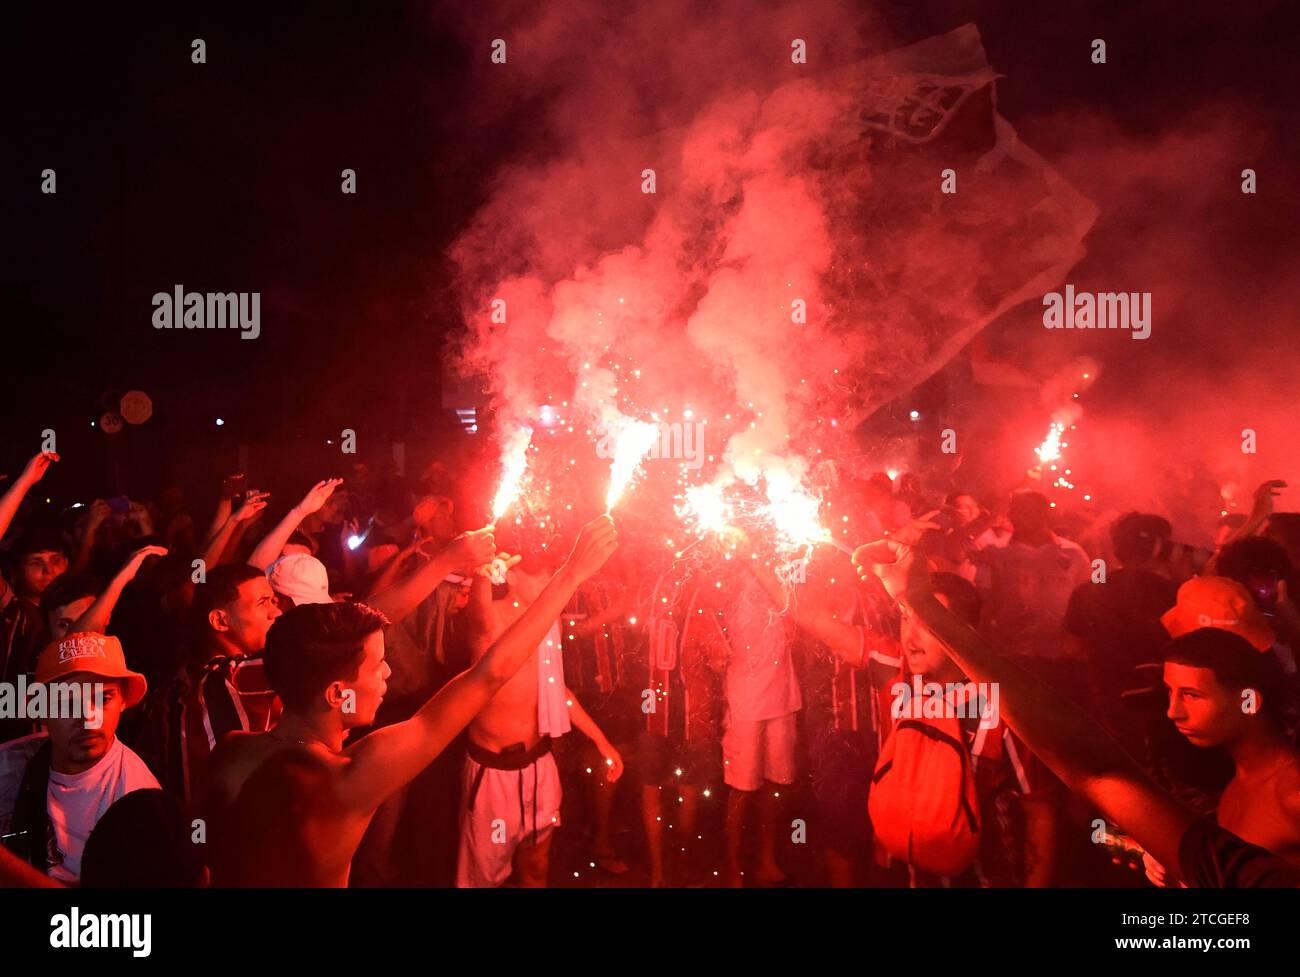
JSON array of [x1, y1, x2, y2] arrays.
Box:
[[33, 669, 148, 710]]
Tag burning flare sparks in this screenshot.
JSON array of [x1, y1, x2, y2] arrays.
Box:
[[760, 471, 832, 550], [1034, 421, 1065, 465], [604, 418, 660, 511], [491, 426, 534, 521]]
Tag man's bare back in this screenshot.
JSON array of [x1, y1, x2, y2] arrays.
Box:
[[206, 732, 374, 887], [199, 516, 618, 888]]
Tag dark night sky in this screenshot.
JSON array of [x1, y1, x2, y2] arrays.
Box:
[[3, 0, 1298, 504]]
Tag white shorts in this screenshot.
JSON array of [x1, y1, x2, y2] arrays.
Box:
[[456, 749, 562, 888], [722, 712, 798, 792]]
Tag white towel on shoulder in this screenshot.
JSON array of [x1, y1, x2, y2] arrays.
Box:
[[536, 620, 571, 737]]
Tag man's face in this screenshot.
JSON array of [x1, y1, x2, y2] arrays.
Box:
[[952, 495, 981, 526], [48, 596, 95, 640], [412, 494, 455, 541], [18, 550, 67, 598], [341, 630, 390, 727], [213, 576, 282, 654], [900, 593, 959, 680], [45, 676, 125, 772], [1164, 662, 1248, 747]]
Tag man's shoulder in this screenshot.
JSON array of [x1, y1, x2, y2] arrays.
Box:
[[117, 740, 162, 789], [1051, 536, 1089, 559], [0, 732, 48, 824], [0, 731, 47, 764], [0, 732, 48, 788]]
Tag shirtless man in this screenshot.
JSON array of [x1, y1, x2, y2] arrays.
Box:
[[1144, 627, 1300, 881], [457, 549, 625, 887], [202, 516, 618, 887]]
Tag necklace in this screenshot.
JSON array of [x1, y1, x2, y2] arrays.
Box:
[[269, 729, 340, 754]]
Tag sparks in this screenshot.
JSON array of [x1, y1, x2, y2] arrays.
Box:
[[604, 417, 660, 511], [1034, 421, 1064, 464], [491, 426, 533, 521]]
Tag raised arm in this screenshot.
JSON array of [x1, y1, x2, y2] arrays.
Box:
[[857, 538, 1196, 881], [247, 479, 343, 571], [72, 545, 168, 634], [366, 528, 494, 624], [201, 475, 244, 552], [200, 491, 268, 569], [0, 452, 58, 542], [338, 515, 618, 812]]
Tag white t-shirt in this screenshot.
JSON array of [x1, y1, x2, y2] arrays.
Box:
[[983, 536, 1090, 659], [46, 736, 160, 884], [724, 578, 802, 723]]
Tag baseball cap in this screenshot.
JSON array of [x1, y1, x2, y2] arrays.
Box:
[[267, 552, 332, 606], [1161, 575, 1275, 652], [34, 631, 148, 707]]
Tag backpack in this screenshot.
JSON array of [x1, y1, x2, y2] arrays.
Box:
[[868, 712, 981, 876]]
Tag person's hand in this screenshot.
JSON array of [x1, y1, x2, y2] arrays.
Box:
[[18, 451, 60, 488], [563, 515, 618, 583], [339, 517, 361, 551], [231, 490, 270, 523], [447, 527, 497, 570], [476, 552, 522, 582], [852, 537, 932, 608], [296, 478, 344, 516], [1142, 850, 1169, 888], [1251, 479, 1288, 520], [598, 742, 625, 783], [893, 509, 943, 547], [84, 499, 112, 531], [121, 545, 168, 579], [124, 501, 154, 538]]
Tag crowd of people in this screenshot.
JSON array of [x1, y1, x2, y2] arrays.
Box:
[[0, 446, 1297, 888]]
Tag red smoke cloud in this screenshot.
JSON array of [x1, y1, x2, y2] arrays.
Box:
[[442, 4, 1096, 536]]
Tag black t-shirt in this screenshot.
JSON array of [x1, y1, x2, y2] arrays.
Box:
[[1179, 817, 1300, 888], [1063, 569, 1177, 703]]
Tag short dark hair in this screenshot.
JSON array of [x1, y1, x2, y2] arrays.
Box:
[[263, 602, 389, 712], [1008, 490, 1050, 524], [81, 789, 206, 887], [191, 563, 265, 633], [8, 528, 69, 563], [40, 572, 101, 615], [931, 572, 981, 627], [1111, 512, 1172, 566], [1162, 628, 1286, 722]]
